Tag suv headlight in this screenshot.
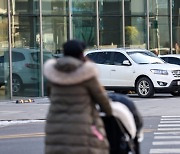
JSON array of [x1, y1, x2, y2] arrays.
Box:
[[150, 69, 168, 75]]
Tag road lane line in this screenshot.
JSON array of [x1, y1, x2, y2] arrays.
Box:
[[0, 133, 45, 139]]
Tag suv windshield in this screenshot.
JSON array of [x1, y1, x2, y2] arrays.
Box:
[[127, 51, 164, 64]]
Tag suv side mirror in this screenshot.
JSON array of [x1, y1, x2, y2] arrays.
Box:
[[122, 60, 131, 66]]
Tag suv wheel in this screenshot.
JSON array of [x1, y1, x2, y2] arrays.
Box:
[[136, 77, 154, 98], [170, 90, 180, 96], [12, 75, 24, 95]]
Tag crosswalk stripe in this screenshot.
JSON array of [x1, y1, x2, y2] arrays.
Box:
[[154, 131, 180, 135], [158, 124, 180, 127], [150, 149, 180, 153], [161, 118, 180, 121], [149, 116, 180, 154], [160, 121, 180, 123], [158, 128, 180, 131], [153, 141, 180, 145], [154, 136, 180, 139], [162, 116, 180, 118]]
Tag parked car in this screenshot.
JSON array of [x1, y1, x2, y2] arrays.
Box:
[[159, 54, 180, 66], [3, 48, 54, 95], [85, 48, 180, 97]]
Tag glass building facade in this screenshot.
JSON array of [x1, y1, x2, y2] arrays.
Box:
[[0, 0, 180, 100]]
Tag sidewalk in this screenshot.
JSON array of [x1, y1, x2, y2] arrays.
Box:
[[0, 97, 50, 121]]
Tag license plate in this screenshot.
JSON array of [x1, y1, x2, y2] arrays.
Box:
[[178, 81, 180, 85]]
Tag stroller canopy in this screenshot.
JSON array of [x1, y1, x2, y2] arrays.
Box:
[[110, 101, 137, 139]]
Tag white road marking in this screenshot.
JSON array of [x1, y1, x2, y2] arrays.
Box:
[[154, 136, 180, 139], [150, 149, 180, 153], [158, 124, 180, 127], [150, 116, 180, 154], [162, 116, 180, 118], [160, 121, 180, 123], [153, 141, 180, 145], [161, 118, 180, 121], [158, 128, 180, 131], [154, 131, 180, 135]]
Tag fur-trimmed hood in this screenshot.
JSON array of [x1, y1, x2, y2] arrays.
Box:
[[44, 57, 99, 85]]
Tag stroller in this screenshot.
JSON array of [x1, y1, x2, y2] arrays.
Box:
[[101, 93, 143, 154]]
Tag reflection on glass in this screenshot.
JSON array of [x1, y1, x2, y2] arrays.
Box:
[[149, 16, 170, 55], [149, 0, 170, 55], [72, 17, 96, 47], [72, 0, 96, 14], [42, 17, 68, 53], [99, 16, 123, 47], [0, 1, 9, 100], [42, 16, 68, 95], [11, 16, 40, 49], [0, 1, 7, 14], [125, 0, 145, 15], [42, 0, 68, 15], [172, 0, 180, 54], [99, 0, 122, 15], [9, 0, 41, 97], [125, 17, 146, 48], [10, 0, 39, 14], [149, 0, 168, 15]]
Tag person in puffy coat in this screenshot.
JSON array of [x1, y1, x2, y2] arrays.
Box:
[[44, 40, 112, 154]]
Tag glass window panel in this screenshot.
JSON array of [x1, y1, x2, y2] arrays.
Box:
[[11, 0, 39, 15], [72, 17, 96, 47], [149, 16, 170, 55], [149, 0, 169, 16], [9, 0, 41, 97], [42, 17, 68, 53], [42, 0, 68, 15], [99, 0, 122, 15], [172, 0, 180, 54], [12, 16, 40, 49], [42, 16, 69, 96], [72, 0, 96, 14], [0, 1, 9, 100], [125, 17, 146, 48], [99, 16, 123, 47], [125, 0, 146, 15]]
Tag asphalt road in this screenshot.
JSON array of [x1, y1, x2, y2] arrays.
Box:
[[0, 94, 180, 154]]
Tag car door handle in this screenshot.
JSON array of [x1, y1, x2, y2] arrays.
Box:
[[111, 69, 116, 71]]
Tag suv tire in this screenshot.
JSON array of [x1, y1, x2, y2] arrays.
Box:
[[12, 75, 24, 95], [136, 77, 154, 98]]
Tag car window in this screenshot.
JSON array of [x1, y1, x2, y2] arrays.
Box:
[[113, 52, 128, 65], [12, 52, 25, 62], [160, 57, 168, 62], [86, 52, 112, 65], [31, 52, 53, 63], [127, 51, 164, 64], [168, 57, 180, 65]]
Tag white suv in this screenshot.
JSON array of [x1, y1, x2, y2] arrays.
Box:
[[3, 48, 54, 95], [85, 48, 180, 97]]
